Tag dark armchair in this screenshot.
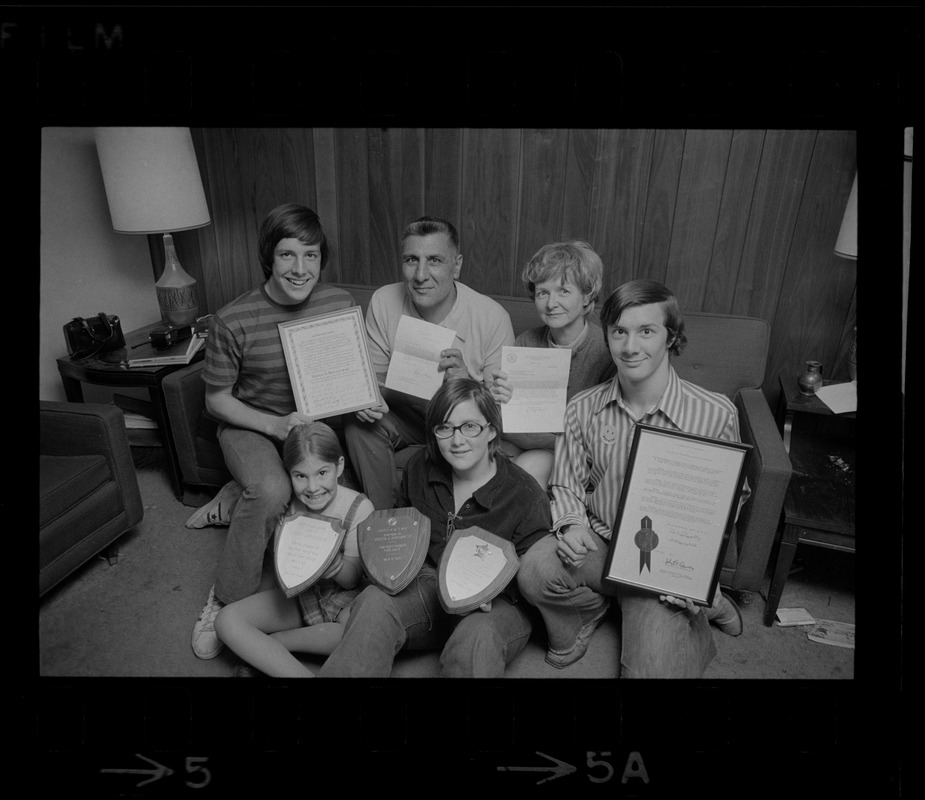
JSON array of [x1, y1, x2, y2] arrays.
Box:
[[40, 401, 144, 597], [671, 312, 793, 595]]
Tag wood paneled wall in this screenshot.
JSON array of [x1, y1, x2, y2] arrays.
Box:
[[174, 127, 857, 406]]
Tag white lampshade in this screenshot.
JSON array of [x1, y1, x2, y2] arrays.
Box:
[[834, 172, 857, 260], [95, 127, 211, 234]]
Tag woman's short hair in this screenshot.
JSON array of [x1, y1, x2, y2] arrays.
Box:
[[283, 421, 344, 472], [521, 240, 604, 314], [258, 203, 330, 279], [424, 377, 502, 464], [401, 216, 460, 253], [599, 279, 688, 356]]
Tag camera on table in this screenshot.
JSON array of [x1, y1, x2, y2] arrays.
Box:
[[150, 324, 193, 351]]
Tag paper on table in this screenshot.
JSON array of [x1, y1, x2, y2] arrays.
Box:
[[385, 315, 457, 400], [499, 346, 571, 433], [816, 381, 857, 414]]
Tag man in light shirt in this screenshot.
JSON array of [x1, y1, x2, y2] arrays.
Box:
[[346, 216, 514, 510], [517, 279, 746, 678]]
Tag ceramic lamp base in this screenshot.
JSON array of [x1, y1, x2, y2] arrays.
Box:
[[157, 284, 199, 326]]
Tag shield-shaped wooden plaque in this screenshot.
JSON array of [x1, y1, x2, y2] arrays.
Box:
[[437, 527, 519, 614], [274, 511, 346, 598], [358, 507, 431, 595]]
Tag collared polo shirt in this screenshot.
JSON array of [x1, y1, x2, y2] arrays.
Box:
[[365, 281, 515, 388], [399, 449, 552, 567], [549, 365, 741, 541]]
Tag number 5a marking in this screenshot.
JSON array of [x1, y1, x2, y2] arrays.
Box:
[[185, 757, 212, 789], [586, 751, 614, 783]]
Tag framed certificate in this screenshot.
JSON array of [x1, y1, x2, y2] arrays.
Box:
[[602, 424, 751, 607], [278, 306, 382, 419]]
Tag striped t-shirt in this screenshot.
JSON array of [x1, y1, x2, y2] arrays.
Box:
[[203, 282, 356, 417], [549, 365, 741, 541]]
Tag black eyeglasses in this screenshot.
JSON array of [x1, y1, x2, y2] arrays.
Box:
[[433, 421, 490, 439]]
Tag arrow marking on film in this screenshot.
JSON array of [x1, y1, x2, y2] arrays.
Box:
[[497, 751, 577, 784], [101, 753, 174, 787]]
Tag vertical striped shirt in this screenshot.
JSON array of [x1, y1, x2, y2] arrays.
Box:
[[203, 282, 356, 417], [549, 365, 741, 541]]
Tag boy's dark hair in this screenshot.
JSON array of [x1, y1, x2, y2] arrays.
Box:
[[258, 204, 330, 279], [599, 279, 688, 356]]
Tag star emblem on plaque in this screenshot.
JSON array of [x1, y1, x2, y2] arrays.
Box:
[[634, 515, 659, 574], [438, 527, 519, 614]]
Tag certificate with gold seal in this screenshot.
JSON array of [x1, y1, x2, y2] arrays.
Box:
[[278, 306, 382, 419], [602, 424, 751, 607]]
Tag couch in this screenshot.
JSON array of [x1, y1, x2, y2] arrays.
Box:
[[161, 282, 791, 597], [40, 401, 145, 597]]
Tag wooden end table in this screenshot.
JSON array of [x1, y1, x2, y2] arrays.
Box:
[[56, 321, 205, 499], [764, 373, 856, 626]]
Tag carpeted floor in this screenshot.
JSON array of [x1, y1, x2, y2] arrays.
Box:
[[38, 446, 856, 679]]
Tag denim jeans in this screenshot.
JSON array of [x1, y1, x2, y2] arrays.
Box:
[[213, 425, 291, 604], [343, 404, 426, 511], [517, 533, 716, 678], [318, 563, 535, 678]]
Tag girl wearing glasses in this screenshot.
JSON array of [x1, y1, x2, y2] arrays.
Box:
[[317, 377, 553, 678]]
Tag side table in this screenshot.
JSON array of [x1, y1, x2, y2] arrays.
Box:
[[56, 321, 205, 499], [764, 372, 856, 625], [775, 373, 856, 453]]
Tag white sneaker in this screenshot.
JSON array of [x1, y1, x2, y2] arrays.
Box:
[[185, 481, 242, 529], [191, 585, 225, 659]]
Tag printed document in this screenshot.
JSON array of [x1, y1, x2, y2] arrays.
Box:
[[499, 346, 571, 433], [384, 315, 457, 400]]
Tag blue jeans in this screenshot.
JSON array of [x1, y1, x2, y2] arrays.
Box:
[[213, 425, 291, 604], [318, 563, 535, 678], [344, 404, 426, 510], [517, 533, 716, 678]]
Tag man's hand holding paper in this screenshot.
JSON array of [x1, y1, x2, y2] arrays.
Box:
[[384, 315, 458, 400], [438, 347, 469, 381]]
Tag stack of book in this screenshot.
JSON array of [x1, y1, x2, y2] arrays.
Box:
[[127, 334, 205, 368]]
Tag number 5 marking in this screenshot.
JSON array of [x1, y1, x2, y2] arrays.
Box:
[[586, 751, 613, 783]]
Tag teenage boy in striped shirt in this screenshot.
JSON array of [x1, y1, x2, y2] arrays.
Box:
[[517, 279, 745, 678], [190, 204, 357, 660]]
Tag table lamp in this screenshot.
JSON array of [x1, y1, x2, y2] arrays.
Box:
[[95, 127, 212, 326], [834, 172, 857, 381]]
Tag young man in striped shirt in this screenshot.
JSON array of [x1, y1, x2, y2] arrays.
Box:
[[190, 204, 357, 660], [517, 279, 745, 678]]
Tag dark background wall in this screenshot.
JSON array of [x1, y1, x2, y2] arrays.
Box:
[[166, 127, 858, 408]]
